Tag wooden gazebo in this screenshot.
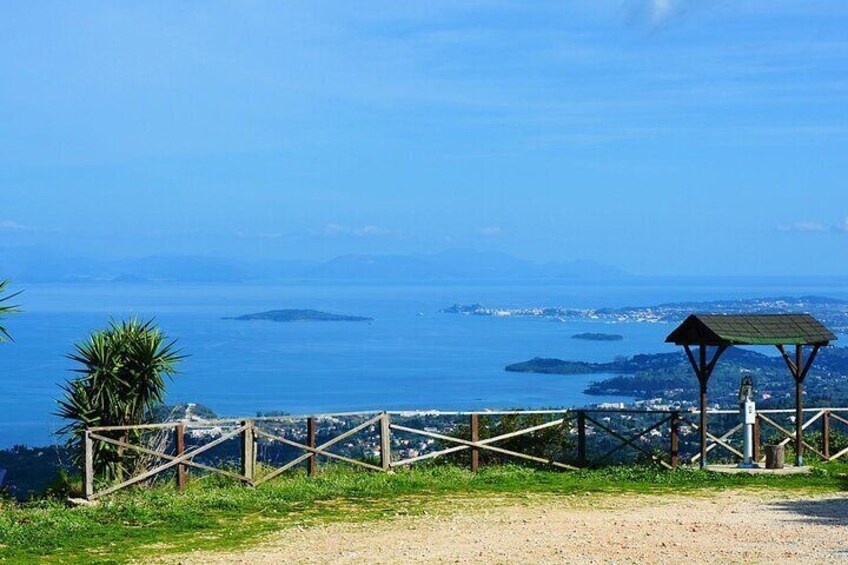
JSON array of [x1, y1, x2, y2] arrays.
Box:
[[666, 314, 836, 468]]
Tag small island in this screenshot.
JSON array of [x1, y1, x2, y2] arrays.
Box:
[[224, 309, 373, 323], [572, 332, 623, 341], [505, 352, 680, 375]]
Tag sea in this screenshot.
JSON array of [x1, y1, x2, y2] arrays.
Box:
[[2, 280, 847, 448]]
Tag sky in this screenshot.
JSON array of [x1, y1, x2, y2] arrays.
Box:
[[1, 0, 847, 276]]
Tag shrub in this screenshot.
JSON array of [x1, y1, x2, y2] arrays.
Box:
[[55, 318, 184, 482]]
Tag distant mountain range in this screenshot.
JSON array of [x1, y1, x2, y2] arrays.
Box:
[[0, 247, 630, 284], [305, 250, 628, 281]]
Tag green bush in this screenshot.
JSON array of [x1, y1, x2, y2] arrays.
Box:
[[55, 318, 185, 483]]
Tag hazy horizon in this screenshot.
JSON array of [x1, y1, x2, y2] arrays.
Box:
[[6, 246, 848, 284]]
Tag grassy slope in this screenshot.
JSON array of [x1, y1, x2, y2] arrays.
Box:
[[1, 463, 846, 564]]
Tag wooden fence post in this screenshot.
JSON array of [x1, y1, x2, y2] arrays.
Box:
[[577, 411, 586, 467], [241, 420, 255, 483], [175, 423, 187, 491], [670, 411, 679, 468], [753, 417, 761, 462], [307, 417, 317, 477], [470, 413, 480, 472], [380, 412, 391, 471], [84, 430, 94, 500], [822, 410, 830, 460]]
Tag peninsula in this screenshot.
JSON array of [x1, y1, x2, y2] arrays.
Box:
[[224, 309, 373, 323], [507, 346, 848, 407], [442, 295, 848, 333]]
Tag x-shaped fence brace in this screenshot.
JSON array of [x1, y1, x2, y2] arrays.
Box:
[[682, 416, 744, 464], [825, 412, 848, 461], [87, 423, 251, 499], [683, 408, 847, 465], [757, 410, 827, 460], [85, 408, 848, 500], [389, 418, 579, 470], [582, 413, 673, 469], [251, 414, 385, 485]]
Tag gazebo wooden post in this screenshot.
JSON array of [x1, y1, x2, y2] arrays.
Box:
[[684, 343, 726, 469], [698, 345, 708, 469], [795, 345, 804, 466], [777, 343, 821, 467]]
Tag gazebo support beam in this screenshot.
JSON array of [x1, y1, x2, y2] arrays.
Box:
[[684, 343, 727, 469], [776, 344, 821, 466]]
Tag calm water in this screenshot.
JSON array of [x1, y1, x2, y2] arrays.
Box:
[[2, 281, 847, 447]]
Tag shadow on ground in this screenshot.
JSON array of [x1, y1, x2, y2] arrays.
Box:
[[769, 496, 848, 527]]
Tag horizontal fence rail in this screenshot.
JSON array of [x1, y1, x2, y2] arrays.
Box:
[[83, 407, 848, 500]]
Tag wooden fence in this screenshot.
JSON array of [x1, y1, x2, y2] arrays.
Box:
[[83, 407, 848, 500]]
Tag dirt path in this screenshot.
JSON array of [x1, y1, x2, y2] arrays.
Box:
[[163, 490, 848, 564]]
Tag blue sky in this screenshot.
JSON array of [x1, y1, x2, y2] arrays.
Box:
[[1, 1, 846, 275]]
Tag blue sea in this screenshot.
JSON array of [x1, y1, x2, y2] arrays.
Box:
[[2, 281, 847, 447]]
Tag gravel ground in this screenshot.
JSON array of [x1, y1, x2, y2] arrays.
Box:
[[163, 490, 848, 564]]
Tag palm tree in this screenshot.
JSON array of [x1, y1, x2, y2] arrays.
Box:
[[56, 318, 185, 481], [0, 280, 21, 342]]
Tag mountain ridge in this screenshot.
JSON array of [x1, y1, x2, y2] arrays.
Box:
[[0, 247, 630, 284]]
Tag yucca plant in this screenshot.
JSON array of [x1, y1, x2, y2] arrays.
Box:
[[0, 280, 21, 342], [56, 318, 185, 482]]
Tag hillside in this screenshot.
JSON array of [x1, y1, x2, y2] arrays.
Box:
[[507, 346, 848, 407]]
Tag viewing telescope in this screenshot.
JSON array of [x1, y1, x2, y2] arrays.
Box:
[[738, 373, 759, 469]]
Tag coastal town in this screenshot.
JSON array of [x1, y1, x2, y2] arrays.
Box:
[[443, 296, 848, 333]]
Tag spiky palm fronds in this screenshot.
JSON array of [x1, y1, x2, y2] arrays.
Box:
[[0, 280, 21, 342], [55, 318, 185, 481]]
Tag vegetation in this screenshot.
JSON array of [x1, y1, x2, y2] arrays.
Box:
[[506, 351, 680, 375], [224, 309, 373, 322], [446, 412, 574, 466], [0, 463, 846, 564], [0, 445, 72, 499], [55, 318, 184, 482], [572, 332, 623, 341], [508, 346, 848, 407], [0, 279, 21, 342]]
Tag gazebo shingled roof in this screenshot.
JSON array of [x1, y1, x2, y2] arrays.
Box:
[[666, 313, 836, 347]]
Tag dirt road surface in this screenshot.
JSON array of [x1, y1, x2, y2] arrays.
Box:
[[162, 490, 848, 564]]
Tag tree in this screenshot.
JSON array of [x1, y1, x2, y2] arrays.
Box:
[[55, 318, 184, 481], [0, 280, 21, 342]]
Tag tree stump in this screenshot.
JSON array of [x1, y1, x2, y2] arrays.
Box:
[[764, 444, 784, 469]]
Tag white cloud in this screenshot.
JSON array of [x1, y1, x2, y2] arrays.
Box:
[[320, 223, 396, 238], [637, 0, 707, 29], [353, 225, 393, 237], [650, 0, 675, 25], [321, 223, 348, 237], [0, 220, 35, 232], [235, 230, 285, 239], [477, 226, 502, 237], [778, 221, 829, 233], [778, 218, 848, 233]]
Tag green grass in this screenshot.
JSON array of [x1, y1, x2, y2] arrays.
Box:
[[1, 462, 846, 564]]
